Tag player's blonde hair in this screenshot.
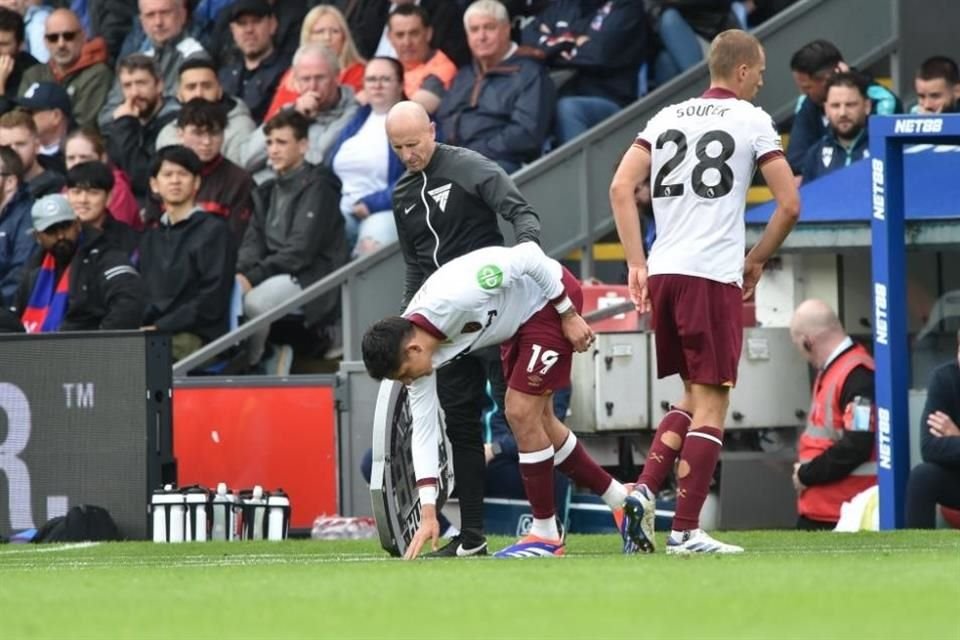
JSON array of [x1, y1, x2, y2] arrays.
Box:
[[708, 29, 763, 80]]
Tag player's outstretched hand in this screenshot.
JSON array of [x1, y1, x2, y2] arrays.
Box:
[[627, 265, 650, 313], [403, 506, 440, 560]]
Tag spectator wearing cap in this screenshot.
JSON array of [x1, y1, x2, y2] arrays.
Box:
[[150, 98, 254, 243], [17, 8, 113, 131], [98, 0, 209, 131], [218, 0, 290, 124], [65, 160, 140, 257], [10, 191, 142, 332], [240, 43, 358, 180], [0, 7, 39, 116], [140, 144, 236, 360], [0, 0, 51, 64], [155, 58, 257, 166], [0, 108, 64, 198], [197, 0, 308, 70], [0, 143, 34, 304], [18, 81, 72, 174], [101, 53, 180, 205], [64, 127, 142, 231]]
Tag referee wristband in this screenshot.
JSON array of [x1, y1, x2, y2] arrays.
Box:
[[418, 485, 438, 506], [553, 295, 574, 316]]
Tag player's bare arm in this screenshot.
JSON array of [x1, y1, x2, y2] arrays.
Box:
[[744, 156, 801, 300], [559, 308, 594, 352], [610, 145, 652, 312]]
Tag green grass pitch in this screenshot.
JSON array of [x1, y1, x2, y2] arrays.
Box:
[[1, 530, 957, 639]]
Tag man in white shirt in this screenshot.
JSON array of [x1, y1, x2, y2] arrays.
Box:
[[363, 242, 633, 559], [610, 28, 800, 555]]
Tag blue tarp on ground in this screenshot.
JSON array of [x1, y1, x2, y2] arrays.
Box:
[[746, 145, 960, 224]]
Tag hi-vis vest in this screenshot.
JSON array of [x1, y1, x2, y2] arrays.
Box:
[[798, 344, 878, 523]]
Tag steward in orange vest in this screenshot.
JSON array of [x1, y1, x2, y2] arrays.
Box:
[[796, 339, 878, 528]]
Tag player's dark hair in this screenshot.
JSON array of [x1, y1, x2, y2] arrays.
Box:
[[790, 40, 844, 76], [916, 55, 959, 85], [150, 144, 202, 177], [67, 161, 115, 191], [362, 316, 415, 380], [825, 71, 870, 99]]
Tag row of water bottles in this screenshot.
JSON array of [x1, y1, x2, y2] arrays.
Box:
[[150, 483, 290, 543]]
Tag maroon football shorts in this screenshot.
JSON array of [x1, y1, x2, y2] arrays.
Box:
[[501, 267, 582, 395], [648, 273, 743, 386]]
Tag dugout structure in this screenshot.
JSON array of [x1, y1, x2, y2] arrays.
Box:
[[870, 114, 960, 529]]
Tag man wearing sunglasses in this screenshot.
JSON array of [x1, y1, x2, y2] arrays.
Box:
[[17, 8, 113, 131]]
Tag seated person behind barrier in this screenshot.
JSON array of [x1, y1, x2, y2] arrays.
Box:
[[789, 299, 877, 530], [436, 0, 555, 175], [911, 55, 960, 115], [0, 145, 35, 306], [786, 39, 901, 174], [65, 161, 140, 259], [326, 56, 404, 258], [905, 328, 960, 528], [800, 72, 871, 185], [0, 108, 64, 199], [165, 98, 255, 243], [64, 128, 141, 231], [12, 193, 142, 332], [386, 4, 457, 115], [236, 109, 348, 373], [519, 0, 646, 145], [140, 145, 236, 360]]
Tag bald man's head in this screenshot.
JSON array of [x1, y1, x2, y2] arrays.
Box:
[[387, 101, 436, 172], [790, 299, 846, 365]]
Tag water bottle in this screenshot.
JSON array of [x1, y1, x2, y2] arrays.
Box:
[[151, 484, 185, 543], [267, 489, 291, 541], [210, 482, 236, 541], [183, 486, 209, 542], [241, 485, 267, 540]]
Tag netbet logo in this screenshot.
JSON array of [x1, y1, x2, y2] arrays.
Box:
[[894, 118, 943, 134]]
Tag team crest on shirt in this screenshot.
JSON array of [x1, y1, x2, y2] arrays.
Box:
[[476, 265, 503, 290], [461, 321, 482, 333], [427, 183, 452, 212], [821, 146, 834, 167]]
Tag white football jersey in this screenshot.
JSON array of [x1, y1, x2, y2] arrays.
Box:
[[636, 88, 783, 285], [402, 242, 568, 487]]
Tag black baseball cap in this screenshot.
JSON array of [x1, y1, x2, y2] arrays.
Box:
[[18, 81, 73, 118], [229, 0, 273, 22]]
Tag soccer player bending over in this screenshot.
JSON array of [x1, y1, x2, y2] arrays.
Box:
[[610, 29, 800, 554], [362, 242, 635, 559]]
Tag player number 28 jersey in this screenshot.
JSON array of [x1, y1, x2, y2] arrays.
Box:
[[636, 91, 783, 285]]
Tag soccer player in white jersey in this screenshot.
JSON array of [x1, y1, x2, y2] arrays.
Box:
[[362, 242, 632, 559], [610, 29, 800, 554]]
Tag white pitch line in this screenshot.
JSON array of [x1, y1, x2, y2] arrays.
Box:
[[0, 542, 100, 554]]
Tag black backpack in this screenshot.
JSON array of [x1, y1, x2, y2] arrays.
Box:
[[32, 505, 122, 543]]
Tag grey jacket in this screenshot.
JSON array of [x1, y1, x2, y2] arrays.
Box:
[[240, 86, 359, 183]]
